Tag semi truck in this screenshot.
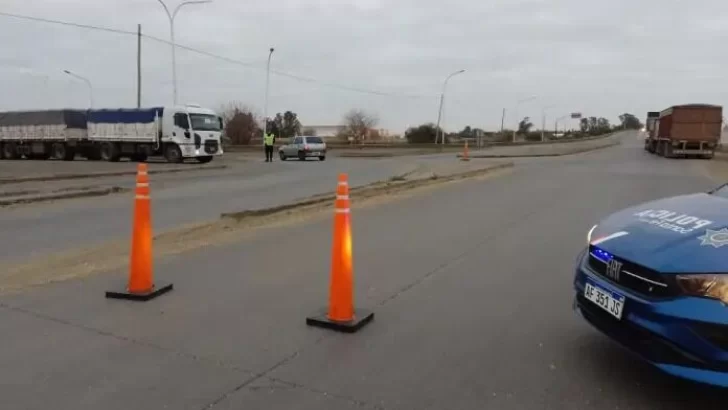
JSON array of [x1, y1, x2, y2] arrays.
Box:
[[0, 104, 224, 163], [643, 111, 659, 140], [644, 104, 721, 159]]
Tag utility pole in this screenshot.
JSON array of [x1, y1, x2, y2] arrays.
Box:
[[137, 24, 142, 108], [500, 108, 506, 133], [435, 69, 465, 145], [263, 47, 274, 136]]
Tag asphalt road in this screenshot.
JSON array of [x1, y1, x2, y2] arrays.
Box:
[[0, 154, 457, 263], [2, 131, 726, 409]]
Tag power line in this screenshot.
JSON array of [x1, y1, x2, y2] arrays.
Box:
[[0, 11, 437, 100]]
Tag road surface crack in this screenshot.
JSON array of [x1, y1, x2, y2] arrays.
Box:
[[0, 302, 250, 375]]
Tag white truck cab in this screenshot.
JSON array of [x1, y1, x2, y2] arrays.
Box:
[[160, 104, 224, 163]]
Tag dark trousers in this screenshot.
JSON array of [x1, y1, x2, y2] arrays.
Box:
[[265, 145, 274, 162]]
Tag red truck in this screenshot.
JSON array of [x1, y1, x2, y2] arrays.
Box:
[[644, 104, 721, 159]]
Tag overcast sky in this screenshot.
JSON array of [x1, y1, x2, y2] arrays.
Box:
[[1, 0, 727, 133]]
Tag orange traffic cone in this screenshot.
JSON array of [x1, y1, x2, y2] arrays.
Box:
[[306, 173, 374, 332], [461, 140, 470, 161], [106, 163, 173, 301]]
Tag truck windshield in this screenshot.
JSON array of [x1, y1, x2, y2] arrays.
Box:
[[189, 114, 222, 131]]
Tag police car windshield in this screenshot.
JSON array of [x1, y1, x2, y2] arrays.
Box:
[[190, 114, 221, 131], [710, 183, 728, 198]]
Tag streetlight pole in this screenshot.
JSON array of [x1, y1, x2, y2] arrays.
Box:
[[541, 104, 556, 142], [512, 95, 538, 143], [63, 69, 94, 108], [435, 69, 465, 145], [263, 47, 275, 136], [156, 0, 212, 105], [554, 114, 570, 136]]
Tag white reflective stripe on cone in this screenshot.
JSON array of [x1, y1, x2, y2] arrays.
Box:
[[338, 181, 348, 186], [335, 208, 350, 213], [336, 195, 349, 200], [136, 195, 150, 200], [136, 183, 149, 187]]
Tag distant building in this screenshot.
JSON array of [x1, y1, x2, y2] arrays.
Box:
[[302, 125, 346, 139], [301, 125, 393, 141]]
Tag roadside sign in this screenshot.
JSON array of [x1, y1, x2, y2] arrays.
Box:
[[571, 113, 582, 119]]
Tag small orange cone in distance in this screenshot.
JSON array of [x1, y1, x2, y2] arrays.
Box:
[[306, 173, 374, 333], [106, 163, 173, 301], [461, 140, 470, 161]]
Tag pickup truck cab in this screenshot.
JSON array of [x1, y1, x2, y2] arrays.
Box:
[[279, 136, 327, 161]]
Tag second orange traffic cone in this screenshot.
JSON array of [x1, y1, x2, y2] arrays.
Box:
[[306, 173, 374, 333], [461, 140, 470, 161], [106, 163, 173, 301]]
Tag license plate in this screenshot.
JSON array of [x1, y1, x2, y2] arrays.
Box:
[[584, 280, 625, 319]]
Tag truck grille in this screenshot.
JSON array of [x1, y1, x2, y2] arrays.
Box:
[[204, 140, 219, 154], [587, 246, 678, 298]]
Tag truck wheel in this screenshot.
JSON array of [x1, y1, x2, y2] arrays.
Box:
[[164, 144, 183, 163], [319, 156, 326, 161], [100, 143, 120, 162], [3, 142, 20, 160], [51, 143, 65, 160], [196, 156, 213, 164], [664, 144, 674, 158]]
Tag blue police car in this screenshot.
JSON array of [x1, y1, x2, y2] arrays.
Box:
[[573, 183, 728, 387]]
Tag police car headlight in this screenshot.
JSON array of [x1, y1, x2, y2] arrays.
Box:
[[586, 224, 598, 245], [676, 275, 728, 305]]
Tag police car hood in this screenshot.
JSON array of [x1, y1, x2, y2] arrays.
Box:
[[590, 193, 728, 273]]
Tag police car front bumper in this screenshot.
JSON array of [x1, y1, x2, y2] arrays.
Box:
[[572, 248, 728, 387]]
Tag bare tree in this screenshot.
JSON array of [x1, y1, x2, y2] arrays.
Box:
[[218, 101, 261, 145], [342, 109, 378, 144]]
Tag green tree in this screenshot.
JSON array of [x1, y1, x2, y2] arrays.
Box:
[[459, 125, 473, 139], [405, 123, 442, 143], [618, 113, 642, 130], [281, 111, 302, 138], [518, 117, 533, 134], [588, 117, 598, 132], [597, 117, 611, 133]]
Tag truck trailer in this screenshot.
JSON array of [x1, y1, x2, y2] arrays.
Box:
[[0, 104, 224, 163], [644, 104, 721, 159]]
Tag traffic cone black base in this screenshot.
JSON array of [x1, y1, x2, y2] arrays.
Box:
[[306, 308, 374, 333], [105, 281, 174, 302]]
